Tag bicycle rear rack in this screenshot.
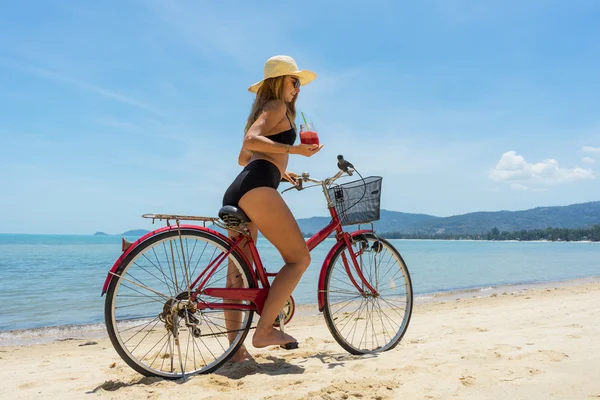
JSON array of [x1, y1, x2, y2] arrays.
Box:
[[141, 212, 248, 236], [142, 213, 220, 226], [119, 214, 226, 252]]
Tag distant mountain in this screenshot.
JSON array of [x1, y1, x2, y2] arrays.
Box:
[[106, 201, 600, 238], [92, 230, 150, 236], [296, 209, 437, 235], [296, 201, 600, 235], [122, 229, 150, 237], [407, 201, 600, 235]]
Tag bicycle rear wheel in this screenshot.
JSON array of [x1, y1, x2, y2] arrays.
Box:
[[104, 229, 255, 378], [323, 233, 413, 354]]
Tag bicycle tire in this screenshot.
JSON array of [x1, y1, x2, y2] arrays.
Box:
[[322, 233, 413, 354], [104, 229, 255, 378]]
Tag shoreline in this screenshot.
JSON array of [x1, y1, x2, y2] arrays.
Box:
[[386, 238, 600, 243], [414, 274, 600, 302], [2, 275, 599, 347], [4, 232, 599, 243]]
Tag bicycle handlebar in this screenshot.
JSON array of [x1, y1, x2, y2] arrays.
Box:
[[281, 154, 354, 193]]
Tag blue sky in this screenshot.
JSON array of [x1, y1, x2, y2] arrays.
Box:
[[1, 1, 599, 234]]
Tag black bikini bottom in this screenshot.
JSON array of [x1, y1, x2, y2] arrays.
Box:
[[222, 159, 282, 207]]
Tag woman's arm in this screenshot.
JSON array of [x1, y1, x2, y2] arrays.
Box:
[[243, 99, 322, 157], [243, 100, 296, 154]]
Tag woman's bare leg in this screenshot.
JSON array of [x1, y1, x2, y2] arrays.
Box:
[[224, 223, 257, 362], [238, 187, 311, 348]]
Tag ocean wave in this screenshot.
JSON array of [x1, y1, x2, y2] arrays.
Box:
[[0, 322, 107, 346]]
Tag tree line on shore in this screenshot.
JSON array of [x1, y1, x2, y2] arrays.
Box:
[[302, 224, 600, 242]]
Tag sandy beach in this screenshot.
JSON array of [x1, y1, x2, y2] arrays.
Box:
[[1, 280, 599, 400]]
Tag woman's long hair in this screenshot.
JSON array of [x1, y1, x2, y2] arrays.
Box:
[[244, 76, 297, 133]]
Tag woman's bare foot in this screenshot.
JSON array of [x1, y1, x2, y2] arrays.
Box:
[[252, 327, 297, 348], [229, 344, 253, 363]]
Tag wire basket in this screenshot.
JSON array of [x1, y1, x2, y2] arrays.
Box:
[[327, 176, 382, 226]]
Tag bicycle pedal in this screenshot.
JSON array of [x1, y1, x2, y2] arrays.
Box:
[[280, 341, 299, 350]]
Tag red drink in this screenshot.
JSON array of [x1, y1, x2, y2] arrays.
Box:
[[300, 130, 319, 145]]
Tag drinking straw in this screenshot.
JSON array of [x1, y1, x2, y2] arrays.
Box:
[[301, 112, 309, 127]]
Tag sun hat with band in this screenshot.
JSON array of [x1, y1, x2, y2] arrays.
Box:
[[248, 55, 317, 93]]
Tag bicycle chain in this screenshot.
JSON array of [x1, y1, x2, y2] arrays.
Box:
[[188, 325, 257, 339]]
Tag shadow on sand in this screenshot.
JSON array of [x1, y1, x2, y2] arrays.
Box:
[[86, 351, 380, 392], [86, 376, 168, 393]]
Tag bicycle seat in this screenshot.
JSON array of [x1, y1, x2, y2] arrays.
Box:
[[218, 205, 251, 225]]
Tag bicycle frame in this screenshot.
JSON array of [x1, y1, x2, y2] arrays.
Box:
[[200, 203, 379, 315]]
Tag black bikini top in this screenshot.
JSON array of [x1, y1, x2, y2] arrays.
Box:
[[266, 114, 296, 145]]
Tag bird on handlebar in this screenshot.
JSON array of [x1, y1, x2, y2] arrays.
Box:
[[337, 154, 354, 173]]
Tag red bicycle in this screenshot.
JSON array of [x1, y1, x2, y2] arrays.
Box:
[[102, 155, 413, 379]]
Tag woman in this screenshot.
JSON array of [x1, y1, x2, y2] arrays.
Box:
[[222, 55, 323, 361]]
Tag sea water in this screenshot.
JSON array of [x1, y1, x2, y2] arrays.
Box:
[[0, 234, 598, 337]]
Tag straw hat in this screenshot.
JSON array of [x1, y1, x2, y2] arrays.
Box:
[[248, 55, 317, 93]]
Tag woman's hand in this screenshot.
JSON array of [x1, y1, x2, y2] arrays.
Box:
[[282, 171, 299, 185], [290, 144, 324, 157]]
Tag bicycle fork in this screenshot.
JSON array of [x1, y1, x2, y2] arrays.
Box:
[[339, 234, 379, 297]]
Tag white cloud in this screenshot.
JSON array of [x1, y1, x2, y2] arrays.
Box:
[[582, 146, 600, 154], [489, 151, 595, 187], [582, 157, 596, 164]]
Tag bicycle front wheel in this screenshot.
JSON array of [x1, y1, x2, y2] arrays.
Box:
[[104, 229, 255, 379], [323, 233, 413, 354]]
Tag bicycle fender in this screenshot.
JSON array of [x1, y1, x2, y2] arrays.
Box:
[[100, 225, 253, 295], [317, 229, 374, 311]]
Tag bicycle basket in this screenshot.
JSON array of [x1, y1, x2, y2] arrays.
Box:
[[327, 176, 382, 226]]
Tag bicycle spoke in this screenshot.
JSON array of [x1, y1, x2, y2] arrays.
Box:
[[118, 317, 161, 333], [377, 296, 409, 319], [348, 297, 367, 346], [338, 297, 367, 335], [184, 329, 192, 372], [110, 272, 172, 301], [128, 318, 165, 352], [149, 333, 172, 370], [372, 300, 392, 344], [160, 242, 178, 293], [156, 342, 168, 372], [373, 298, 401, 335], [377, 252, 403, 283], [116, 282, 168, 304], [116, 300, 163, 310], [189, 240, 211, 280], [326, 287, 364, 296], [330, 273, 360, 290], [376, 296, 408, 307], [328, 296, 364, 321], [191, 334, 209, 367], [327, 293, 363, 308], [137, 253, 176, 297], [358, 300, 369, 349]]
